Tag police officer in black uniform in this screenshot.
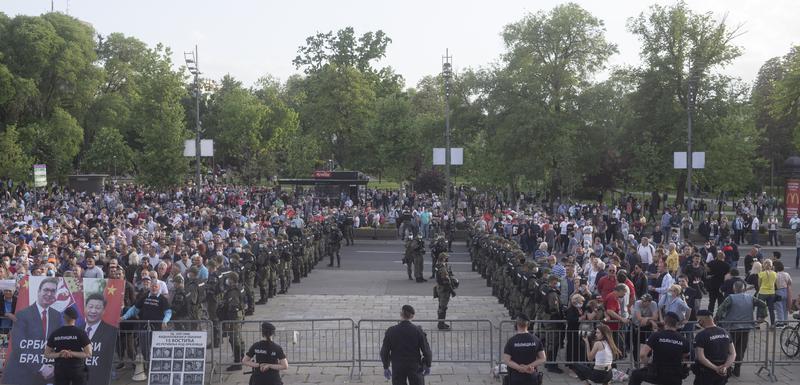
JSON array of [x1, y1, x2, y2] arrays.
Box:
[[629, 312, 690, 385], [44, 307, 92, 385], [502, 315, 546, 385], [242, 322, 289, 385], [380, 305, 433, 385], [692, 310, 736, 385]]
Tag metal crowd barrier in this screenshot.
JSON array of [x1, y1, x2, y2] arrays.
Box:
[[771, 319, 800, 380], [114, 319, 216, 381], [356, 319, 494, 377], [218, 319, 356, 377]]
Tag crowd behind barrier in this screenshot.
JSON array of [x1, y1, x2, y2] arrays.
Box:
[[0, 180, 799, 384]]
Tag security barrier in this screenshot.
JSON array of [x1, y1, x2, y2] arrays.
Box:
[[772, 319, 800, 379], [356, 319, 494, 376], [0, 316, 789, 383], [218, 319, 356, 377]]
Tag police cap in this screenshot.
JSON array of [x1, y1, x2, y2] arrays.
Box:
[[261, 322, 276, 336]]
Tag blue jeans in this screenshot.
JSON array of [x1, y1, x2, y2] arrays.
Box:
[[750, 230, 759, 245], [776, 288, 788, 322], [796, 247, 800, 268]]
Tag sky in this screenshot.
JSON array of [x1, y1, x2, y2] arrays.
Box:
[[3, 0, 799, 88]]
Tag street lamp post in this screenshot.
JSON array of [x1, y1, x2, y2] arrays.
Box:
[[184, 46, 202, 198], [442, 50, 453, 211]]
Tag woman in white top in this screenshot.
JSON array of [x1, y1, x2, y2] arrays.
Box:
[[573, 324, 622, 385]]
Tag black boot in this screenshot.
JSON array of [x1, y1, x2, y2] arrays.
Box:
[[437, 311, 451, 330], [408, 274, 413, 280], [255, 298, 267, 305]]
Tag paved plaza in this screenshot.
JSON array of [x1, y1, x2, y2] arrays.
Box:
[[111, 239, 800, 385]]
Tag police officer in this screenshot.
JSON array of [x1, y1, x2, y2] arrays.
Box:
[[242, 322, 289, 385], [205, 260, 222, 348], [693, 310, 736, 385], [434, 253, 457, 330], [502, 315, 546, 385], [184, 267, 204, 323], [429, 235, 447, 279], [328, 224, 343, 267], [240, 245, 257, 314], [221, 272, 245, 371], [379, 305, 432, 385], [537, 275, 565, 374], [255, 239, 272, 304], [44, 307, 92, 385], [290, 236, 303, 284], [403, 235, 415, 280], [412, 236, 426, 283], [170, 275, 191, 328], [629, 312, 690, 385]]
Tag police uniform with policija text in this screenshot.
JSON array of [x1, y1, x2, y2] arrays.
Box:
[[503, 331, 544, 385], [47, 323, 91, 385], [629, 323, 690, 385], [245, 338, 286, 385], [693, 314, 733, 385]]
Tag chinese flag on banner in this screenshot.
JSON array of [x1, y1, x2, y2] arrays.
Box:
[[102, 278, 125, 327]]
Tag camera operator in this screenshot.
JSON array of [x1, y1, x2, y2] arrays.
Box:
[[573, 324, 622, 385]]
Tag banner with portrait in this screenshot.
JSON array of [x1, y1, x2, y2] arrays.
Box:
[[1, 276, 124, 385]]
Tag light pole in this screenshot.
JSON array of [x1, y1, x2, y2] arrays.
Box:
[[442, 49, 453, 211], [686, 68, 701, 212], [184, 46, 202, 198]]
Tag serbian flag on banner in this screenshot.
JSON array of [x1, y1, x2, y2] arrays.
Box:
[[53, 277, 84, 326]]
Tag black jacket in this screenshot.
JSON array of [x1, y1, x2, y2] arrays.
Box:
[[380, 320, 432, 369]]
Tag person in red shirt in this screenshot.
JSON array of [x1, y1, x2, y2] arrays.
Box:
[[604, 284, 629, 331], [596, 265, 619, 298]]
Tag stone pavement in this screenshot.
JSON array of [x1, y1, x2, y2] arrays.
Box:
[[107, 239, 800, 385]]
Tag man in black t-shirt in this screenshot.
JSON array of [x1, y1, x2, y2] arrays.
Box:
[[242, 322, 288, 385], [502, 316, 546, 385], [693, 310, 735, 385], [629, 312, 689, 385], [44, 307, 92, 385]]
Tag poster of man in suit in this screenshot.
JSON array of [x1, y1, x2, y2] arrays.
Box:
[[1, 276, 124, 385]]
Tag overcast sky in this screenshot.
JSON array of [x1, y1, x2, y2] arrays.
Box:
[[4, 0, 799, 88]]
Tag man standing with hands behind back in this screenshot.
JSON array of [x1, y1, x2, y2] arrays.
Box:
[[502, 315, 546, 385], [380, 305, 432, 385], [44, 307, 92, 385]]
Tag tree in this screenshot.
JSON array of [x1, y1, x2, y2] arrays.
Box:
[[81, 126, 134, 175], [132, 44, 188, 187], [484, 3, 616, 198], [770, 47, 800, 153], [626, 1, 744, 200], [205, 82, 268, 178], [0, 125, 33, 181], [293, 27, 392, 74], [19, 107, 83, 182]]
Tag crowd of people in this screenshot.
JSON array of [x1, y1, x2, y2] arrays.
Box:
[[0, 179, 798, 385], [465, 194, 800, 385]]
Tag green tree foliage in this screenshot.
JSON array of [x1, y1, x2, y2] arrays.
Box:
[[477, 3, 616, 198], [81, 126, 134, 175], [19, 107, 83, 181], [626, 1, 745, 198], [132, 44, 188, 187], [0, 125, 33, 181], [769, 47, 800, 152]]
